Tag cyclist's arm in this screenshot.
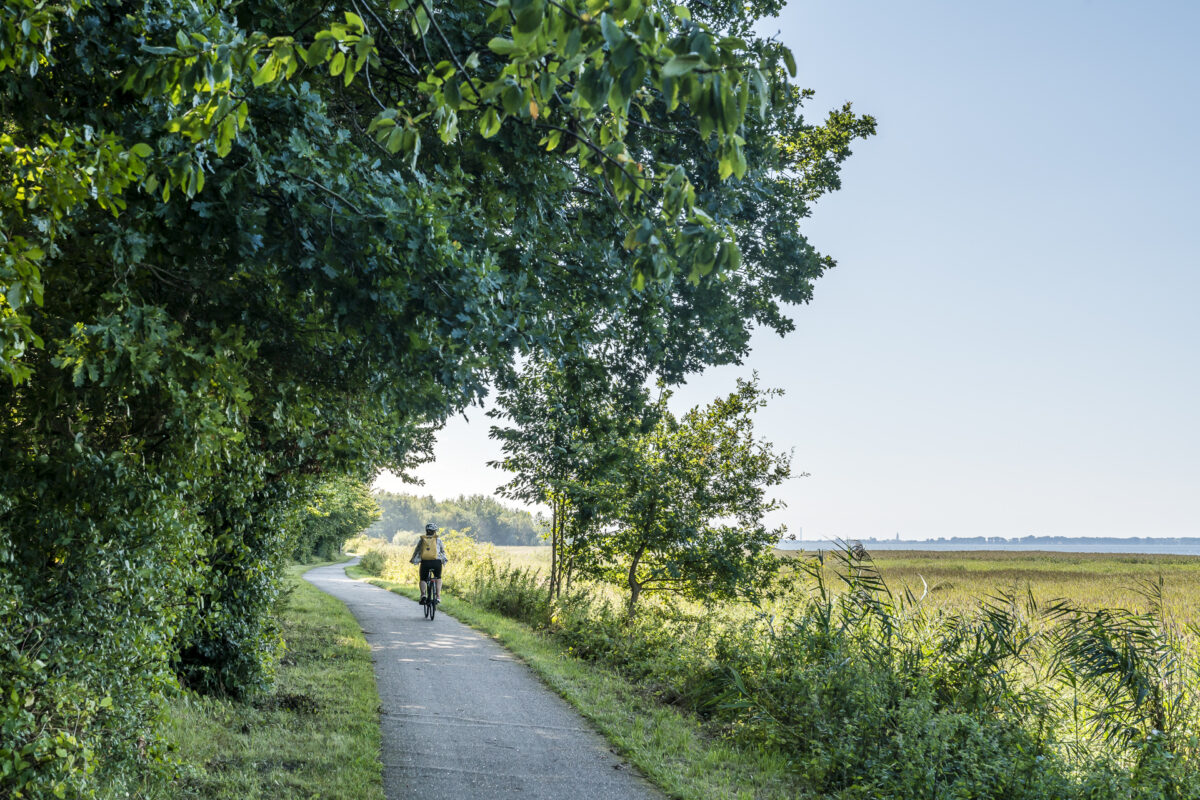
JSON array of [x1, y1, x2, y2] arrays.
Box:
[[437, 539, 449, 563], [409, 542, 421, 565]]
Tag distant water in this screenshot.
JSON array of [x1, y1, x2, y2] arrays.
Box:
[[781, 541, 1200, 557]]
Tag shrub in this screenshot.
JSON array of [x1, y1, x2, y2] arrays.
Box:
[[0, 459, 197, 796], [359, 550, 386, 576]]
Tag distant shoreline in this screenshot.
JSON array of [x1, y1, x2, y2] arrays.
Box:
[[779, 538, 1200, 557]]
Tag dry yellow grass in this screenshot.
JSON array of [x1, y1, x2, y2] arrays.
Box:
[[779, 548, 1200, 623], [491, 544, 552, 570]]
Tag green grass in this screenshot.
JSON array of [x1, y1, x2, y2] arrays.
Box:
[[138, 561, 385, 799], [347, 565, 800, 800]]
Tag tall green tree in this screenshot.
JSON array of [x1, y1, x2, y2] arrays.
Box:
[[600, 377, 791, 615], [490, 357, 650, 597]]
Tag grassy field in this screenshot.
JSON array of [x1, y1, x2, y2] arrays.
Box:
[[133, 562, 385, 800], [795, 549, 1200, 622], [486, 544, 551, 571], [488, 544, 1200, 621]]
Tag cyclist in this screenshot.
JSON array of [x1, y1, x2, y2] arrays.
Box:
[[409, 523, 448, 606]]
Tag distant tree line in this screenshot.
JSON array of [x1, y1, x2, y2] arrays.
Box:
[[366, 492, 544, 546]]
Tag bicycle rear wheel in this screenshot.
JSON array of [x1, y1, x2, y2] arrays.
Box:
[[428, 592, 437, 621], [422, 594, 431, 619]]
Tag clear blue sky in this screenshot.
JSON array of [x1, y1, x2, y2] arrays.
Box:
[[377, 0, 1200, 540]]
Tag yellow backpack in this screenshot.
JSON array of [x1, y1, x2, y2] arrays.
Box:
[[419, 534, 438, 560]]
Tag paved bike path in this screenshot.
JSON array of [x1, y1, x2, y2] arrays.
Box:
[[304, 561, 663, 800]]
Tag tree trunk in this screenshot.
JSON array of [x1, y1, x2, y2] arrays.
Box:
[[548, 497, 562, 601], [626, 543, 646, 619], [563, 545, 574, 594]]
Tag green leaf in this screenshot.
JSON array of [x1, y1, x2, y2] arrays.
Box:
[[411, 5, 431, 36], [781, 47, 796, 78], [130, 143, 153, 158], [443, 79, 462, 110], [565, 26, 582, 58], [385, 126, 404, 152], [725, 241, 741, 271], [479, 107, 502, 138], [750, 68, 768, 117], [488, 37, 523, 56], [329, 51, 346, 77], [515, 2, 545, 35], [601, 14, 626, 49], [720, 81, 739, 133], [730, 142, 747, 179], [718, 155, 732, 180], [661, 53, 703, 78], [251, 56, 279, 87], [305, 37, 333, 66]]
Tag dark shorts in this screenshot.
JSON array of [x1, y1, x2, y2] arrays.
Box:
[[419, 560, 443, 581]]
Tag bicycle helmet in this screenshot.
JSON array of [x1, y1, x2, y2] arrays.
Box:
[[425, 523, 438, 534]]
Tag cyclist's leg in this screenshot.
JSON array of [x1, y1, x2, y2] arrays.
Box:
[[419, 562, 430, 601], [432, 561, 443, 600]]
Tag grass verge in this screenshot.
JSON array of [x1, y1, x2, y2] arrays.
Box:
[[144, 561, 384, 799], [347, 565, 798, 800]]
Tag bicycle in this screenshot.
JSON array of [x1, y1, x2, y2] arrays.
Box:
[[423, 578, 440, 621]]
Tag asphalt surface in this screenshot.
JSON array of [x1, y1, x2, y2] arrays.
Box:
[[304, 561, 664, 800]]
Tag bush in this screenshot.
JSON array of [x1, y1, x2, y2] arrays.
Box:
[[0, 458, 196, 796], [173, 486, 290, 698], [460, 560, 550, 626], [359, 550, 386, 576]]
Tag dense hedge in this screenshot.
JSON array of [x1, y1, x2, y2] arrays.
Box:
[[0, 437, 205, 795], [1, 458, 376, 795]]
